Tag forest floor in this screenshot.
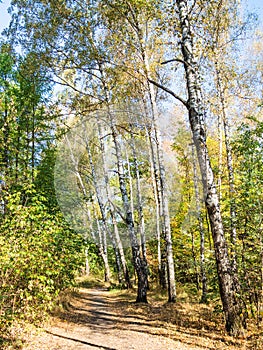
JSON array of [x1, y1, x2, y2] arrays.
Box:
[[13, 280, 263, 350]]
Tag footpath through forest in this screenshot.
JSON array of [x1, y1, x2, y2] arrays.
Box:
[[23, 284, 262, 350]]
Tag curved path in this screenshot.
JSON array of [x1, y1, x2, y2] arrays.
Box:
[[24, 287, 247, 350]]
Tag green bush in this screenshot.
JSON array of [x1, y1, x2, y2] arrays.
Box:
[[0, 186, 85, 332]]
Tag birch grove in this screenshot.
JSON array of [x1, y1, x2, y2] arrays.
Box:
[[5, 0, 263, 338]]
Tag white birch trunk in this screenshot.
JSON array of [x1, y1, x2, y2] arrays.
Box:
[[128, 119, 147, 264], [144, 52, 176, 302], [98, 120, 131, 288], [84, 134, 132, 284], [176, 0, 246, 336], [192, 143, 207, 303], [145, 122, 163, 284], [218, 113, 223, 202], [96, 218, 111, 282], [216, 66, 237, 271], [108, 109, 148, 302]]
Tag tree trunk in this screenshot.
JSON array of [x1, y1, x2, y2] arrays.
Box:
[[98, 120, 131, 288], [15, 129, 21, 183], [130, 12, 176, 297], [129, 125, 147, 264], [84, 133, 127, 284], [192, 144, 208, 303], [190, 227, 200, 291], [145, 121, 163, 287], [112, 208, 132, 288], [96, 218, 111, 283], [108, 109, 148, 302], [215, 65, 237, 272], [176, 0, 246, 336], [144, 54, 176, 302], [126, 148, 135, 221], [97, 60, 138, 291], [65, 133, 112, 282], [217, 112, 223, 202]]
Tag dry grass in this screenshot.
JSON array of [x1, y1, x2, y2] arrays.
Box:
[[84, 281, 263, 350]]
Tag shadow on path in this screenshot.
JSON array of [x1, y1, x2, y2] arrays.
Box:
[[51, 287, 245, 350], [45, 331, 117, 350]]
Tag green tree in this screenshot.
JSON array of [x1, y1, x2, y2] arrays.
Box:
[[233, 118, 263, 321]]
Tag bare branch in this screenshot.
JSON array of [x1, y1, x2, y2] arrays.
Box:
[[161, 58, 187, 66], [148, 79, 189, 108]]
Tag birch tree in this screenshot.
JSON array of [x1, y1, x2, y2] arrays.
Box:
[[146, 0, 248, 336], [9, 0, 256, 333], [98, 0, 177, 302], [174, 0, 247, 336], [97, 119, 132, 287]]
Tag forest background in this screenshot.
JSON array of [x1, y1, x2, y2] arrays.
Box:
[[1, 0, 263, 347]]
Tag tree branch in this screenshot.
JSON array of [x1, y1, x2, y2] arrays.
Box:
[[161, 58, 190, 67], [148, 79, 189, 108]]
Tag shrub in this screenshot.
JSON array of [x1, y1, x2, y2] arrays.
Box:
[[0, 186, 85, 333]]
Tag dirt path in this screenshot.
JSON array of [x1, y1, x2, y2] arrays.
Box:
[[23, 287, 258, 350]]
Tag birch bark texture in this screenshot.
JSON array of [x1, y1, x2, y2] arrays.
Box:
[[191, 144, 207, 303], [175, 0, 246, 336], [108, 109, 148, 303], [97, 120, 131, 288], [144, 57, 176, 302]]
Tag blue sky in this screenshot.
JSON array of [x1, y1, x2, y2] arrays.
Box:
[[0, 0, 263, 35], [0, 0, 10, 33]]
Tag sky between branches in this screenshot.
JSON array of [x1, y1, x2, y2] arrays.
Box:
[[0, 0, 263, 34]]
